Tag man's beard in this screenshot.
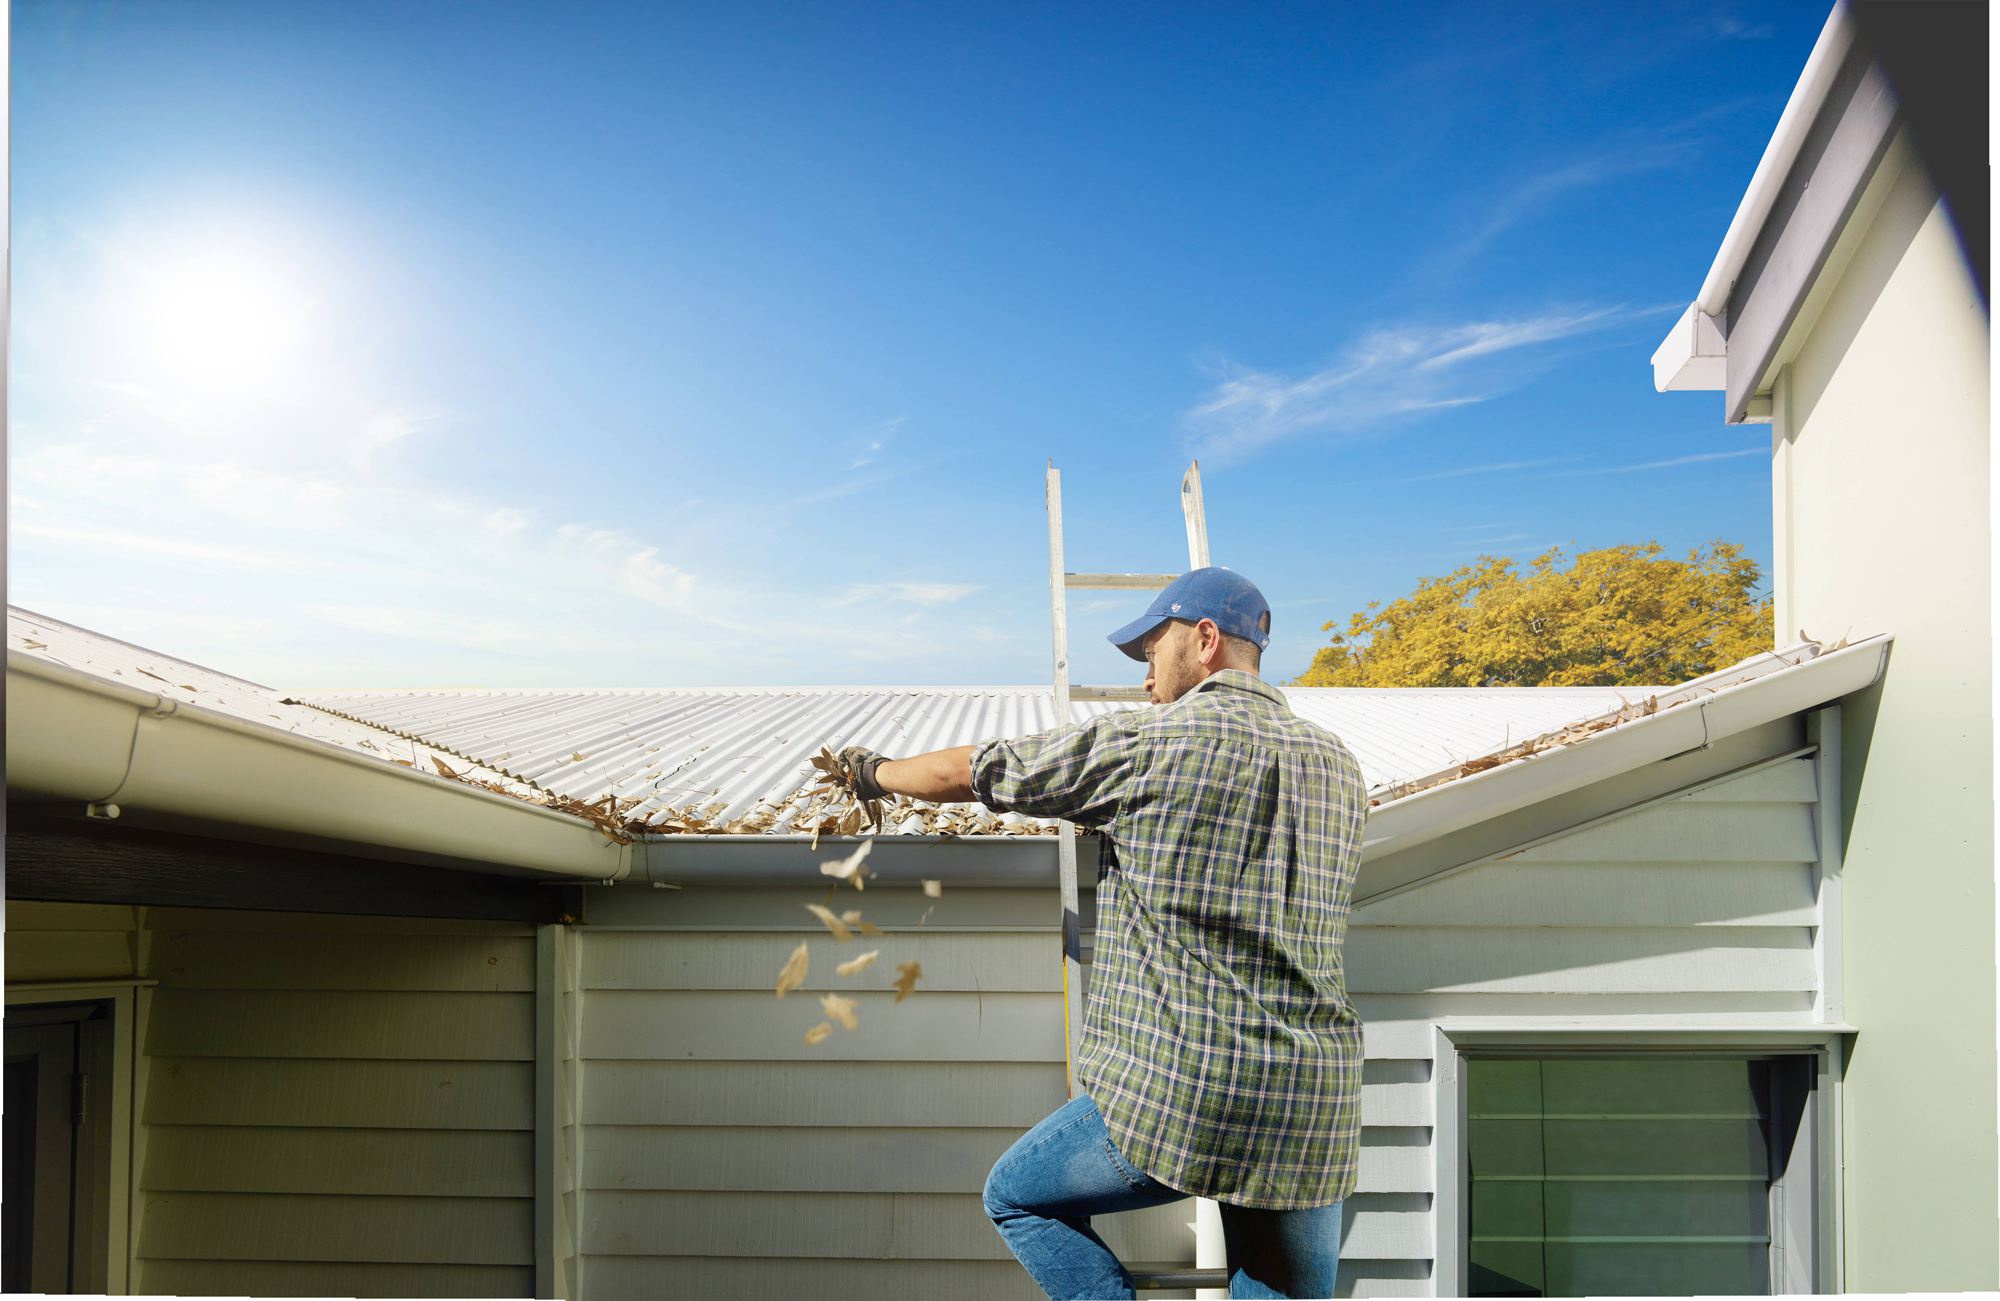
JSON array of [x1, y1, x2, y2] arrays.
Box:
[[1153, 637, 1204, 702]]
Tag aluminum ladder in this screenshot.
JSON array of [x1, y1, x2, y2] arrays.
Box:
[[1045, 460, 1229, 1294]]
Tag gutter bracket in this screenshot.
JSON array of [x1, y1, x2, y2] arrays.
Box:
[[1663, 702, 1713, 761]]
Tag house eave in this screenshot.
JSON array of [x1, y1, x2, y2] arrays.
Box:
[[1360, 634, 1890, 861], [6, 650, 630, 882]]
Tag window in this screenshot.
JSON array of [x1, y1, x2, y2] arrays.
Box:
[[1467, 1056, 1816, 1297]]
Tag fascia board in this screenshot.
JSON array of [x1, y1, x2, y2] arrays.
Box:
[[6, 652, 627, 881], [1361, 636, 1890, 861], [1652, 4, 1855, 386], [1695, 4, 1856, 316], [1650, 302, 1728, 392], [635, 832, 1101, 887]]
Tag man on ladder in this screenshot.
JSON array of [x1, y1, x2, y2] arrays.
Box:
[[840, 565, 1368, 1300]]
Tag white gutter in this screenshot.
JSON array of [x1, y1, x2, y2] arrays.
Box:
[[1361, 634, 1889, 860], [1652, 3, 1855, 391], [6, 651, 631, 881]]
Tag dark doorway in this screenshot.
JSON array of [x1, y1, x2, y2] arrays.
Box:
[[3, 1002, 115, 1294]]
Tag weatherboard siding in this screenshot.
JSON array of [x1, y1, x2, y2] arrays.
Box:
[[572, 886, 1440, 1301], [127, 908, 539, 1298], [572, 897, 1109, 1301], [1338, 752, 1829, 1297]]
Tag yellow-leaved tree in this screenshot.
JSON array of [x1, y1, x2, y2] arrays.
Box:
[[1291, 541, 1775, 688]]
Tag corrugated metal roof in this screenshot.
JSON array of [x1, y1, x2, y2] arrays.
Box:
[[299, 681, 1655, 828], [12, 601, 1702, 838], [6, 606, 543, 801]]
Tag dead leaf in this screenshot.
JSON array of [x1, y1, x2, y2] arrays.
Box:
[[432, 756, 460, 779], [857, 922, 884, 936], [922, 879, 942, 898], [892, 960, 923, 1003], [19, 640, 44, 649], [393, 760, 415, 767], [804, 1021, 833, 1045], [775, 941, 809, 998], [572, 751, 587, 762], [804, 904, 853, 942], [836, 949, 879, 977], [821, 992, 859, 1030], [820, 839, 874, 891], [841, 910, 862, 924]]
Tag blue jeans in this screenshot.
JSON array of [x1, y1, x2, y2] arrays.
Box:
[[983, 1095, 1343, 1300]]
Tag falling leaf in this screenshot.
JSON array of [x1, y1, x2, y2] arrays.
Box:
[[775, 941, 809, 997], [836, 950, 879, 977], [432, 757, 460, 779], [919, 906, 935, 926], [841, 910, 862, 924], [804, 1022, 833, 1046], [857, 922, 884, 936], [922, 879, 942, 898], [820, 838, 874, 891], [821, 992, 859, 1030], [893, 961, 923, 1003], [804, 904, 853, 942]]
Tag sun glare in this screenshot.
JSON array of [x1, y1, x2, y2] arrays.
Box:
[[132, 254, 311, 392]]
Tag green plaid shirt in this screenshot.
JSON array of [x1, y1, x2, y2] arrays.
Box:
[[971, 670, 1367, 1209]]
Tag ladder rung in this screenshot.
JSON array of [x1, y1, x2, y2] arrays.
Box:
[[1064, 573, 1179, 590], [1131, 1268, 1229, 1290], [1071, 685, 1151, 701]]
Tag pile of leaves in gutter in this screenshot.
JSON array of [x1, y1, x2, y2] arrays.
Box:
[[1366, 637, 1847, 808], [423, 745, 1056, 844], [777, 839, 939, 1045]]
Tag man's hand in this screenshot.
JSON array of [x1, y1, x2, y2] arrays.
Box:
[[838, 746, 890, 802]]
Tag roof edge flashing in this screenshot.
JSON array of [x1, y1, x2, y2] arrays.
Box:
[[1362, 634, 1889, 859], [6, 652, 629, 881], [1696, 3, 1857, 316]]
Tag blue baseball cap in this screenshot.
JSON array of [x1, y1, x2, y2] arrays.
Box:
[[1106, 567, 1271, 662]]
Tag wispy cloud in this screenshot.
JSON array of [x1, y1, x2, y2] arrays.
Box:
[[832, 581, 982, 607], [1183, 308, 1632, 463], [1456, 144, 1696, 261], [848, 417, 905, 469], [1571, 448, 1764, 474], [1399, 456, 1582, 482], [1710, 16, 1775, 41]]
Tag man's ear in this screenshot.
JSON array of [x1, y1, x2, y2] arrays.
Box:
[[1198, 618, 1225, 667]]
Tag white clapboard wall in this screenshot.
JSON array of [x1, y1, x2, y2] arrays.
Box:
[[575, 876, 1447, 1301], [1341, 751, 1826, 1297], [574, 884, 1119, 1301], [125, 907, 548, 1299]]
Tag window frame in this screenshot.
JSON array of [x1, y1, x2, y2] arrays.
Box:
[[1433, 1027, 1846, 1298], [5, 979, 147, 1296]]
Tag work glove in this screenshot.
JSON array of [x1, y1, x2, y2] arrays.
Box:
[[838, 745, 890, 802]]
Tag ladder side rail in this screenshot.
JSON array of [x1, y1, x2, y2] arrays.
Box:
[[1046, 466, 1085, 1099], [1181, 461, 1210, 569]]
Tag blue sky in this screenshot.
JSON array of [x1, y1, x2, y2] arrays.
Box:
[[11, 0, 1824, 689]]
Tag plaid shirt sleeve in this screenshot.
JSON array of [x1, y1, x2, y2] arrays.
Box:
[[968, 713, 1140, 827]]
